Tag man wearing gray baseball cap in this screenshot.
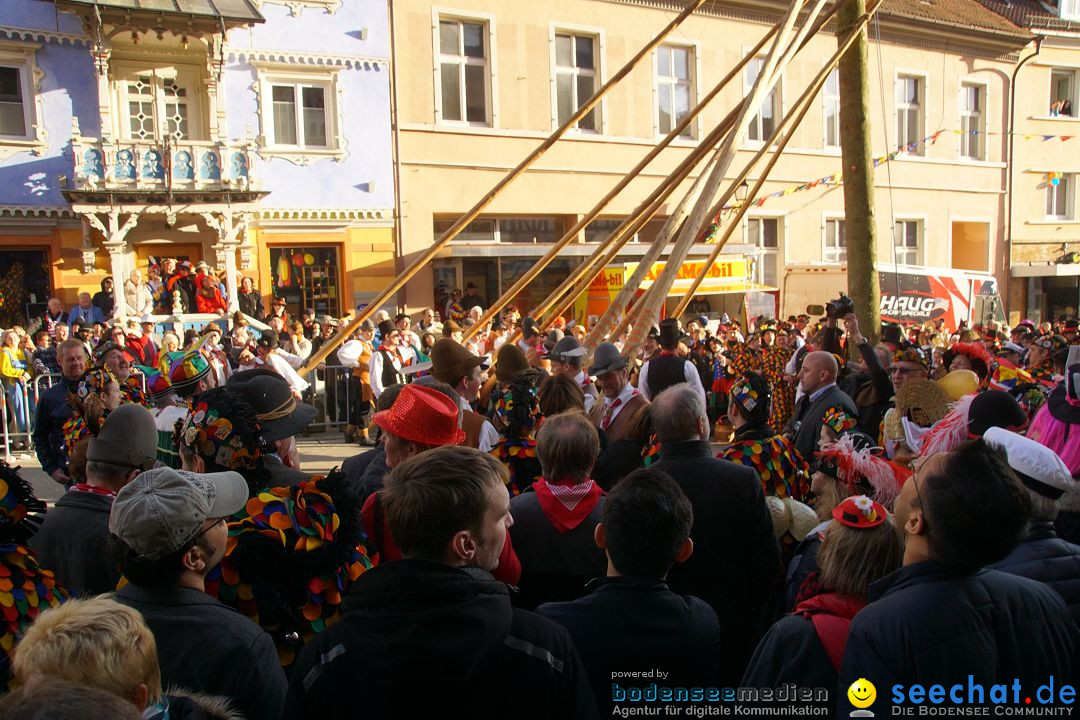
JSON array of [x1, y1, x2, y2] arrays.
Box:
[[31, 403, 159, 596], [110, 467, 286, 720]]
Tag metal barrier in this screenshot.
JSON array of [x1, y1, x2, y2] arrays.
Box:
[[2, 374, 40, 461], [300, 364, 358, 434]]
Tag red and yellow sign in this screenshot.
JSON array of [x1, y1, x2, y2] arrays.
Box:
[[625, 258, 756, 295]]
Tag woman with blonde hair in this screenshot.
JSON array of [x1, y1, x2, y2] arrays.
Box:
[[12, 596, 238, 719], [743, 496, 902, 709]]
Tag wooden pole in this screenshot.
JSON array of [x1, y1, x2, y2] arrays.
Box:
[[301, 0, 710, 372], [838, 0, 880, 343], [531, 104, 742, 326], [586, 0, 843, 348], [672, 3, 877, 317], [620, 0, 828, 360], [459, 19, 780, 344]]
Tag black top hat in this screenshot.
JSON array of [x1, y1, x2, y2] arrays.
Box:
[[227, 369, 317, 442], [257, 329, 279, 350], [658, 318, 680, 349], [377, 319, 397, 338]]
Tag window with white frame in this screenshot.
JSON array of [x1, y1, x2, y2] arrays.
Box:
[[896, 75, 924, 154], [254, 66, 343, 155], [269, 83, 328, 147], [0, 65, 28, 138], [656, 44, 693, 137], [894, 220, 922, 265], [0, 46, 44, 154], [747, 217, 780, 287], [554, 31, 598, 131], [745, 57, 781, 143], [1060, 0, 1080, 21], [1050, 69, 1076, 117], [438, 17, 490, 125], [823, 68, 840, 148], [823, 218, 846, 263], [960, 83, 985, 160], [1046, 173, 1072, 219]]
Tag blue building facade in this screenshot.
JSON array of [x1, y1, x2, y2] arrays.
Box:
[[0, 0, 394, 325]]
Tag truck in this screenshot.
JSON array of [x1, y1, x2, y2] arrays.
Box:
[[781, 264, 1003, 332]]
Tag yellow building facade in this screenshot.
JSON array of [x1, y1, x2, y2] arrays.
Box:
[[994, 0, 1080, 324], [390, 0, 1030, 325]]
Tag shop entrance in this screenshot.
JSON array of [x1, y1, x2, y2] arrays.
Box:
[[0, 249, 50, 327], [269, 245, 342, 320]]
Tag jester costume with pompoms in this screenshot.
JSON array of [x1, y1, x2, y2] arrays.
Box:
[[180, 391, 372, 668], [727, 341, 795, 432], [0, 462, 67, 690], [489, 373, 544, 495]]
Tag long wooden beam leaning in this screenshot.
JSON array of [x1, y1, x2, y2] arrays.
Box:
[[301, 0, 711, 372], [672, 0, 881, 318]]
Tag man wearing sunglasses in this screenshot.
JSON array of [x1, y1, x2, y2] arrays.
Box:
[[838, 440, 1078, 713], [111, 466, 286, 720], [31, 404, 159, 596]]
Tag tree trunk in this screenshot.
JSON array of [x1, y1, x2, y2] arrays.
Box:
[[837, 0, 880, 342]]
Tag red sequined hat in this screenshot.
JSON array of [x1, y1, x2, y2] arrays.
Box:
[[373, 384, 465, 446]]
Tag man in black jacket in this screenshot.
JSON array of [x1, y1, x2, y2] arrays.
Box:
[[648, 384, 779, 684], [31, 404, 158, 595], [537, 467, 721, 715], [110, 465, 286, 720], [782, 350, 857, 461], [985, 427, 1080, 623], [286, 446, 596, 719], [839, 440, 1079, 715], [639, 318, 705, 402], [31, 338, 87, 485]]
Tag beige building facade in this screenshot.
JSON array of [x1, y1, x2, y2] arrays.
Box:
[[390, 0, 1030, 327], [982, 0, 1080, 324]]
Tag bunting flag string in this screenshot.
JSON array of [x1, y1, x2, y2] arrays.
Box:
[[705, 127, 1077, 241]]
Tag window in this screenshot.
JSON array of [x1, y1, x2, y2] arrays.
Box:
[[1061, 0, 1080, 21], [255, 66, 342, 159], [1046, 173, 1072, 219], [433, 217, 564, 243], [438, 18, 489, 124], [498, 217, 564, 243], [656, 44, 694, 137], [1050, 69, 1076, 117], [745, 57, 781, 142], [0, 66, 27, 137], [747, 217, 780, 287], [554, 31, 598, 131], [115, 67, 202, 141], [823, 68, 840, 148], [585, 218, 623, 243], [960, 83, 985, 160], [896, 75, 924, 154], [269, 83, 328, 147], [824, 218, 846, 263], [894, 220, 922, 265]]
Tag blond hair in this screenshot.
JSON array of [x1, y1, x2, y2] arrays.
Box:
[[13, 597, 161, 706], [818, 515, 903, 599]]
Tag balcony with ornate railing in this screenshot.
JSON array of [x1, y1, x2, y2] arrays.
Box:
[[68, 135, 260, 195]]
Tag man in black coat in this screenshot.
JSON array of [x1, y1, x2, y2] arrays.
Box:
[[839, 440, 1079, 715], [31, 405, 158, 596], [984, 427, 1080, 623], [286, 446, 596, 719], [648, 383, 780, 684], [31, 339, 88, 486], [782, 350, 858, 461], [111, 465, 286, 720], [537, 467, 721, 716]]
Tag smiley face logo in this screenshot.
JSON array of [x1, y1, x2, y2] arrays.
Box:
[[848, 678, 877, 712]]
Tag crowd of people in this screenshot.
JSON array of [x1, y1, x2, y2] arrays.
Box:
[[0, 283, 1077, 717]]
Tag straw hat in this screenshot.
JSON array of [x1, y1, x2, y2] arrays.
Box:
[[896, 378, 951, 428]]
